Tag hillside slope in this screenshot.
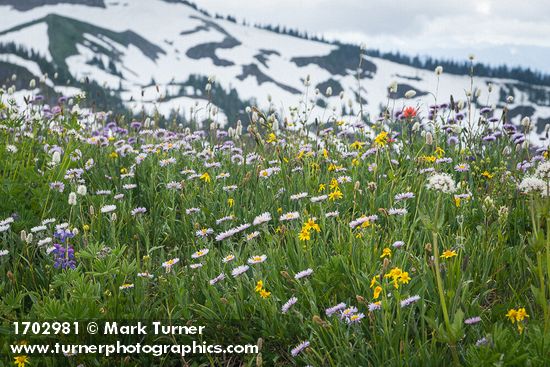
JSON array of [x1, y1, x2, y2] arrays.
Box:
[[0, 0, 549, 145]]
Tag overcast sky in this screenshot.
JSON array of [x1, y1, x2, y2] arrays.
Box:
[[199, 0, 550, 73]]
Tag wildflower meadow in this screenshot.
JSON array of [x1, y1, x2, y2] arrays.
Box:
[[1, 63, 550, 366]]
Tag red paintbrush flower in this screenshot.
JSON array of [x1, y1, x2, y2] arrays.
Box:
[[402, 106, 417, 119]]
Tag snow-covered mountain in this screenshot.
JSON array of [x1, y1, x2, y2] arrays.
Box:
[[0, 0, 549, 145]]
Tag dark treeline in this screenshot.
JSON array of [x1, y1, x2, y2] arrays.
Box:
[[201, 2, 550, 87], [249, 23, 550, 87]]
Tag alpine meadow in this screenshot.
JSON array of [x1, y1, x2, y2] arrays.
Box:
[[1, 1, 550, 366]]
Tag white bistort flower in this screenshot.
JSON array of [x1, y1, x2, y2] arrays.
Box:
[[68, 192, 77, 206], [535, 161, 550, 180], [519, 176, 547, 196], [426, 173, 457, 194], [77, 185, 87, 196]]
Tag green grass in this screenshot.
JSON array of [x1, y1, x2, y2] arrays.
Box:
[[0, 81, 549, 367]]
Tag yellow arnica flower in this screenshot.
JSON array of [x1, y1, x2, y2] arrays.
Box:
[[399, 272, 411, 284], [200, 172, 211, 183], [506, 307, 529, 333], [304, 218, 320, 233], [420, 155, 436, 163], [227, 198, 234, 207], [380, 248, 392, 258], [516, 308, 529, 322], [318, 183, 326, 192], [352, 158, 360, 166], [385, 267, 402, 279], [370, 275, 378, 288], [440, 250, 458, 259], [14, 356, 29, 367], [255, 280, 263, 293], [454, 197, 461, 207], [323, 149, 329, 158], [350, 141, 365, 150], [374, 131, 389, 147], [435, 146, 445, 158], [328, 190, 343, 201], [384, 267, 411, 289], [259, 289, 271, 299], [266, 133, 277, 143], [373, 286, 382, 299], [481, 171, 494, 179], [505, 309, 517, 323], [109, 151, 118, 159], [299, 229, 311, 241]]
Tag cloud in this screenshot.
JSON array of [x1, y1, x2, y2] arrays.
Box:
[[199, 0, 550, 71]]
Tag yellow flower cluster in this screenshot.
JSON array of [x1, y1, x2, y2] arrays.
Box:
[[419, 155, 436, 163], [328, 178, 343, 201], [299, 218, 321, 241], [350, 141, 365, 150], [506, 307, 529, 334], [255, 280, 271, 299], [481, 171, 494, 179], [380, 247, 392, 259], [266, 133, 277, 143], [384, 267, 411, 289], [374, 131, 389, 147]]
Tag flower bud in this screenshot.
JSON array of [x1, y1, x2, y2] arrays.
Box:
[[404, 90, 416, 99], [425, 132, 433, 145], [68, 192, 77, 205]]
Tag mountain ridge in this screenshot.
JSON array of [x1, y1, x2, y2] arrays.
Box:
[[0, 0, 549, 145]]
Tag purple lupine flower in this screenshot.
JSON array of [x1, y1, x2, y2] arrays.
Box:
[[54, 229, 75, 243], [52, 243, 76, 269]]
